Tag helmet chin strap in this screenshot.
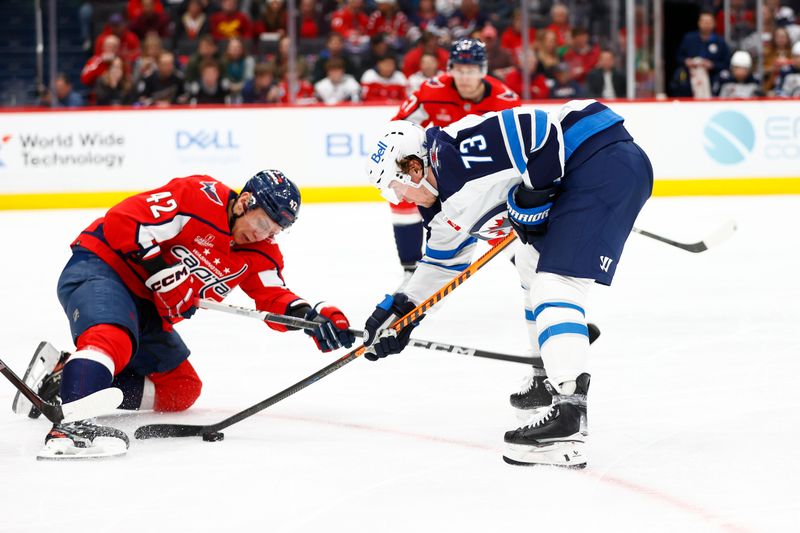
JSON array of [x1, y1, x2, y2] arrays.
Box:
[[419, 176, 439, 197]]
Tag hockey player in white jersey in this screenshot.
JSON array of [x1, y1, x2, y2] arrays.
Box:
[[363, 101, 653, 467]]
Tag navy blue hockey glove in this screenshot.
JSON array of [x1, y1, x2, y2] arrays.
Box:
[[506, 184, 558, 245], [363, 293, 423, 361], [289, 302, 355, 353]]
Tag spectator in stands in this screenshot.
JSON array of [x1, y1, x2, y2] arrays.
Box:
[[210, 0, 253, 41], [548, 62, 583, 99], [561, 27, 599, 85], [136, 51, 186, 106], [407, 52, 443, 92], [221, 37, 255, 98], [40, 73, 85, 108], [764, 27, 794, 93], [312, 33, 358, 83], [314, 57, 362, 103], [94, 13, 141, 65], [672, 11, 730, 98], [715, 0, 754, 47], [172, 0, 210, 56], [775, 6, 800, 43], [187, 60, 230, 104], [127, 0, 165, 21], [362, 32, 392, 72], [717, 50, 764, 98], [774, 41, 800, 97], [537, 29, 561, 78], [740, 5, 775, 58], [254, 0, 288, 39], [330, 0, 370, 52], [82, 35, 122, 89], [366, 0, 410, 50], [278, 63, 316, 103], [401, 31, 449, 79], [500, 8, 536, 59], [481, 25, 514, 81], [296, 0, 324, 39], [361, 54, 408, 101], [585, 49, 626, 99], [409, 0, 440, 36], [442, 0, 487, 40], [241, 62, 282, 103], [95, 57, 134, 106], [546, 3, 572, 48], [504, 48, 549, 99], [185, 34, 219, 84], [130, 0, 171, 40], [435, 0, 459, 18], [132, 34, 163, 84]]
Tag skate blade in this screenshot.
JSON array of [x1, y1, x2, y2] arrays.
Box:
[[503, 439, 586, 468], [12, 342, 61, 416], [36, 437, 128, 461]]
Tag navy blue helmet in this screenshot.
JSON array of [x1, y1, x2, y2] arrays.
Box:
[[448, 38, 488, 75], [241, 169, 300, 229]]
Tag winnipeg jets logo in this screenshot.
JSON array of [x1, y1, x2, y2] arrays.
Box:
[[430, 140, 441, 171], [599, 256, 614, 272], [200, 181, 223, 206]]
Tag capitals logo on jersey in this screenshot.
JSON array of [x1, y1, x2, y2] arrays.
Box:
[[171, 244, 248, 299], [200, 181, 223, 206]]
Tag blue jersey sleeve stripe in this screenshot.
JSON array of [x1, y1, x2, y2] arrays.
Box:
[[424, 236, 477, 259], [532, 302, 586, 320], [563, 108, 624, 160], [533, 110, 548, 151], [501, 109, 527, 174], [419, 260, 470, 272], [538, 322, 589, 347], [525, 308, 535, 322]]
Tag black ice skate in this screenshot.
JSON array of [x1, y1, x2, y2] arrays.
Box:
[[12, 341, 70, 418], [38, 419, 130, 460], [509, 366, 552, 422], [503, 373, 590, 468]]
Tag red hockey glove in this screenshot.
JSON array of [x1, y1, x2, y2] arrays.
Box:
[[145, 263, 200, 325], [289, 302, 355, 353]]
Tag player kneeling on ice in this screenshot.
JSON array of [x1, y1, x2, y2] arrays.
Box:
[[14, 170, 355, 459], [363, 102, 652, 467]]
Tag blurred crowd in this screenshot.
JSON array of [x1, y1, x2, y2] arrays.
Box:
[[39, 0, 800, 108]]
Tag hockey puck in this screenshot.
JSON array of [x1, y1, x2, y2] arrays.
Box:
[[202, 432, 224, 442]]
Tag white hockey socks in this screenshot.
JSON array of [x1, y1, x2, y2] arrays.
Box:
[[529, 272, 592, 387]]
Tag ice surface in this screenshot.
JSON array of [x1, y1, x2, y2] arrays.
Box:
[[1, 196, 798, 532]]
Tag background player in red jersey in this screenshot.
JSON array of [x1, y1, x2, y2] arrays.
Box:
[[21, 170, 354, 459], [389, 38, 520, 283]]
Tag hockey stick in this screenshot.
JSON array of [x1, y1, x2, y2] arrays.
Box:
[[0, 357, 123, 424], [134, 233, 519, 441], [197, 299, 601, 366], [632, 219, 737, 253]]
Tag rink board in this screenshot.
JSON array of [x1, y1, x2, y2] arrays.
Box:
[[0, 100, 799, 209]]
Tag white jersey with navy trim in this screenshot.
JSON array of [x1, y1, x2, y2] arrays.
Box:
[[402, 99, 623, 306]]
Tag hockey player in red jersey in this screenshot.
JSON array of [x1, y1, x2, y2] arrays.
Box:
[[20, 170, 355, 459], [389, 38, 519, 281]]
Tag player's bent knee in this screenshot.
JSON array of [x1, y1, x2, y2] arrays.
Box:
[[150, 360, 203, 412]]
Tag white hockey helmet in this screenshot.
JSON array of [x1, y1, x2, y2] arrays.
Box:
[[365, 120, 432, 204], [730, 50, 752, 70]]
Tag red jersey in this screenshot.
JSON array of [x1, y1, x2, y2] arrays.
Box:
[[210, 11, 253, 40], [72, 176, 304, 331], [361, 69, 408, 102], [393, 73, 520, 127], [330, 8, 369, 40], [504, 69, 550, 99]]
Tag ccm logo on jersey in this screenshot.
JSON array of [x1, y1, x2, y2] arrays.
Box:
[[146, 264, 190, 292], [370, 141, 388, 163]]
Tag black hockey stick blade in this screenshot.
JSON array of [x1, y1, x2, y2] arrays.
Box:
[[135, 423, 208, 439], [632, 220, 737, 253]]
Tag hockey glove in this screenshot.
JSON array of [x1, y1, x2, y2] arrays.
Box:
[[363, 293, 422, 361], [506, 184, 558, 245], [145, 263, 200, 325], [290, 302, 355, 353]]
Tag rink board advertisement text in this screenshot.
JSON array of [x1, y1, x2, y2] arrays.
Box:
[[0, 100, 798, 209]]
